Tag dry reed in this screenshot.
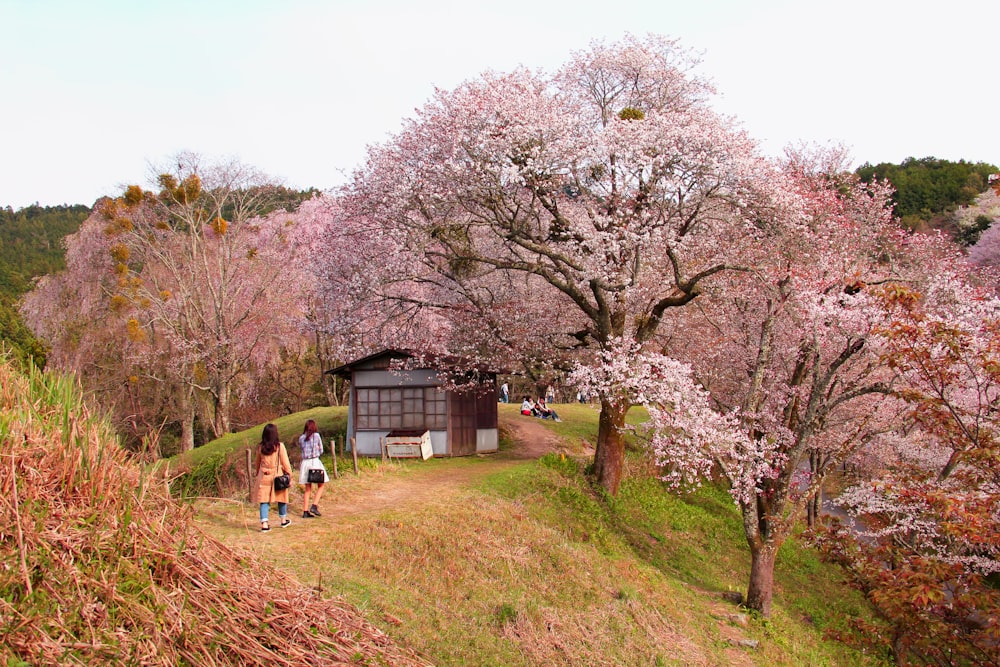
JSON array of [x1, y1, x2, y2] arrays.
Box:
[[0, 359, 431, 666]]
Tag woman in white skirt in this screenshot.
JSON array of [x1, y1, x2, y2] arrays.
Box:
[[297, 419, 329, 518]]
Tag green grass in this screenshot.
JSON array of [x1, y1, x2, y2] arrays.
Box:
[[499, 401, 650, 450], [180, 406, 348, 468], [161, 406, 348, 496], [194, 402, 884, 666]]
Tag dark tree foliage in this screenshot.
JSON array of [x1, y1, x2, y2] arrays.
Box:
[[0, 204, 90, 278], [957, 214, 994, 247], [0, 203, 90, 366], [856, 157, 998, 222]]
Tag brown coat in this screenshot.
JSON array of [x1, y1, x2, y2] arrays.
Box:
[[252, 442, 293, 504]]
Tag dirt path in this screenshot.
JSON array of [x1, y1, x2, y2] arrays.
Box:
[[196, 415, 572, 533], [501, 415, 570, 459], [323, 415, 567, 519]]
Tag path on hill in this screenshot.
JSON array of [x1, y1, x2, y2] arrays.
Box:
[[196, 412, 759, 666], [321, 414, 569, 520], [196, 414, 572, 535]]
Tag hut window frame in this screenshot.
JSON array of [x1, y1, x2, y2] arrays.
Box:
[[356, 386, 447, 430]]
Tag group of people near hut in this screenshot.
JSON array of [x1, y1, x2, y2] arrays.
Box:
[[520, 396, 561, 422], [251, 419, 330, 532]]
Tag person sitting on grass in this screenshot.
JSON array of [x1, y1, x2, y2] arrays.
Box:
[[520, 396, 534, 416], [536, 398, 561, 422]]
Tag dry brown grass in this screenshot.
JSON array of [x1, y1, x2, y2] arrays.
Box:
[[0, 359, 430, 666]]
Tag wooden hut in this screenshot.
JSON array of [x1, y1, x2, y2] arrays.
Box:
[[327, 349, 500, 458]]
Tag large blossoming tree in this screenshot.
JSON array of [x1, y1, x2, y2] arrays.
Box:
[[23, 154, 318, 451], [628, 149, 950, 615], [342, 34, 783, 494]]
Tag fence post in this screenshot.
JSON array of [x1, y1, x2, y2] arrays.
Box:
[[351, 437, 359, 475], [245, 447, 253, 502], [332, 436, 340, 479]]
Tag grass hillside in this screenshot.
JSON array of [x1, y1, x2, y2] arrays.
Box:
[[161, 407, 349, 498], [0, 358, 428, 666], [191, 403, 885, 666]]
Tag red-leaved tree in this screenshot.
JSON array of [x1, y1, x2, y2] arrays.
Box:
[[814, 275, 1000, 664]]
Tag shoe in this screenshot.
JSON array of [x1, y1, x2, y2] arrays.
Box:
[[280, 519, 291, 528], [310, 504, 322, 517], [302, 510, 315, 518], [261, 522, 270, 532]]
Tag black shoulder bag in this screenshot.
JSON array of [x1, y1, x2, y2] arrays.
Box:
[[273, 445, 291, 491]]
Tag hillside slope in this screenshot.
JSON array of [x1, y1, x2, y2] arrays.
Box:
[[194, 404, 882, 666], [0, 358, 429, 666]]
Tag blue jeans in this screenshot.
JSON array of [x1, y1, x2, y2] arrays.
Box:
[[260, 502, 287, 522]]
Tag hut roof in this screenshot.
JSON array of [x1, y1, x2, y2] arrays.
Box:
[[326, 348, 504, 379]]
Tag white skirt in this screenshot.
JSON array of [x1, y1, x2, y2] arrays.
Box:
[[299, 457, 329, 484]]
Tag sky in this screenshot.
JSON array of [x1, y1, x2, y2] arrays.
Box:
[[2, 0, 998, 210]]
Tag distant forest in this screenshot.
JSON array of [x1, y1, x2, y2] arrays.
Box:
[[0, 204, 90, 366], [856, 156, 999, 243]]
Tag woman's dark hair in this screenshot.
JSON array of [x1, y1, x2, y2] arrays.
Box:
[[260, 423, 280, 455], [302, 419, 318, 439]]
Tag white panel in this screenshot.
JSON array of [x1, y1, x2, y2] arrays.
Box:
[[476, 428, 499, 453], [354, 431, 388, 456], [385, 431, 433, 460], [429, 430, 447, 456]]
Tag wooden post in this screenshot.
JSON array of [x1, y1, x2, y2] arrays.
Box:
[[381, 436, 386, 463], [245, 447, 253, 502], [332, 436, 340, 479], [351, 437, 359, 475]]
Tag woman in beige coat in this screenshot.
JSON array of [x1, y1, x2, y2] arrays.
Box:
[[252, 423, 294, 531]]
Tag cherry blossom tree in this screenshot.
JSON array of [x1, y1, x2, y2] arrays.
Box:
[[23, 154, 318, 451], [20, 206, 147, 437], [617, 148, 946, 616], [301, 196, 460, 372], [342, 34, 783, 494], [107, 154, 321, 443], [814, 277, 1000, 663]]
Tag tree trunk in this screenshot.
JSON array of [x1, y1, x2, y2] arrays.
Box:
[[212, 382, 230, 438], [179, 390, 196, 452], [315, 330, 339, 406], [593, 398, 629, 496], [807, 492, 819, 528], [746, 545, 777, 616], [322, 370, 339, 407], [806, 450, 821, 528]]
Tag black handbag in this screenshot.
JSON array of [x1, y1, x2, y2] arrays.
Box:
[[307, 468, 325, 484], [273, 472, 291, 491], [272, 445, 290, 490]]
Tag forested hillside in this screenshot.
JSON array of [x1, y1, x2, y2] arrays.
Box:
[[0, 203, 89, 365], [856, 156, 999, 242]]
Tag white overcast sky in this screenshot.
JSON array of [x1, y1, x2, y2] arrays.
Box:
[[1, 0, 998, 209]]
